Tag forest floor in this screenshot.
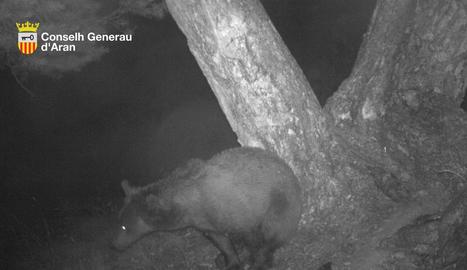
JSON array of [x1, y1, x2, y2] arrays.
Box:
[[1, 178, 335, 270], [1, 177, 448, 270]]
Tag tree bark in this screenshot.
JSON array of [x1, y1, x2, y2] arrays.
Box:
[[166, 0, 467, 269], [166, 0, 342, 228], [326, 0, 467, 205], [325, 0, 467, 268]]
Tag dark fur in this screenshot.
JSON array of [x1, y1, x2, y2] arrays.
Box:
[[113, 147, 302, 270]]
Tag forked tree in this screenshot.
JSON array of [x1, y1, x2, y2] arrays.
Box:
[[166, 0, 467, 269], [2, 0, 466, 268]]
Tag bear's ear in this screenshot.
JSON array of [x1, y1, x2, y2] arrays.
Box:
[[121, 180, 136, 197]]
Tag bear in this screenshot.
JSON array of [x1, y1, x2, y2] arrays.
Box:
[[113, 147, 302, 270]]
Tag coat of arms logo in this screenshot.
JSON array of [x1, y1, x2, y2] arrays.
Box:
[[16, 21, 40, 55]]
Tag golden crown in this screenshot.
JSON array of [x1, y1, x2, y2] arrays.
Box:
[[16, 21, 40, 32]]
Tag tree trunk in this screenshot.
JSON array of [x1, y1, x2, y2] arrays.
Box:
[[166, 0, 467, 269], [326, 0, 467, 199], [325, 1, 467, 268], [165, 0, 342, 228]]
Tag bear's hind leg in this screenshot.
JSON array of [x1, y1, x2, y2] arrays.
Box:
[[202, 231, 241, 270]]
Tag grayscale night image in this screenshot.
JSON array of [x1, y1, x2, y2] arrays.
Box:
[[1, 0, 466, 269]]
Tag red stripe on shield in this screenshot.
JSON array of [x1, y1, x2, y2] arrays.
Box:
[[18, 42, 37, 55]]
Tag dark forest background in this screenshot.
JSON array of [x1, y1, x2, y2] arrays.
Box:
[[1, 0, 382, 193], [2, 1, 467, 269], [1, 0, 466, 254]]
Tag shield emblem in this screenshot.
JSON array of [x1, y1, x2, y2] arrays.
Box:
[[18, 32, 38, 55]]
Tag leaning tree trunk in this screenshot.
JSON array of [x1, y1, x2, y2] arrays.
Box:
[[166, 0, 467, 269], [165, 0, 343, 229]]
